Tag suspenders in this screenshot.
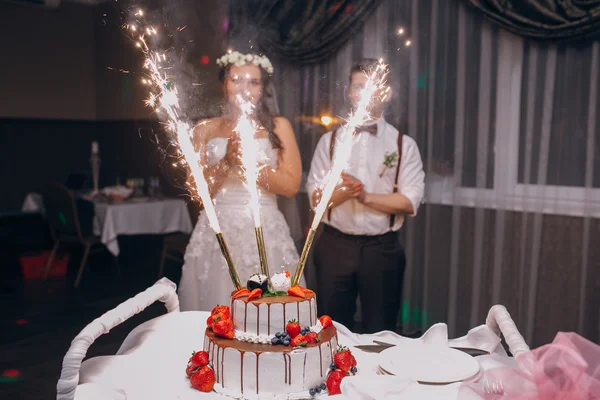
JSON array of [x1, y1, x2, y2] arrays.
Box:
[[327, 128, 404, 230]]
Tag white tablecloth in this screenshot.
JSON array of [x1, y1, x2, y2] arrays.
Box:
[[76, 311, 515, 400], [94, 198, 193, 256], [22, 193, 193, 256]]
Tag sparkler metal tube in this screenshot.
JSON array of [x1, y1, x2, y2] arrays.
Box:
[[292, 227, 316, 287], [215, 232, 242, 290], [254, 226, 271, 286]]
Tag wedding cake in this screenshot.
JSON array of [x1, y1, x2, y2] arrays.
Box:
[[184, 272, 357, 399]]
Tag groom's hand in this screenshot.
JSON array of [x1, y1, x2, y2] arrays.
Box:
[[341, 173, 364, 197]]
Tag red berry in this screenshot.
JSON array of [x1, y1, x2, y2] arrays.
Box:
[[247, 288, 262, 301], [211, 305, 230, 319], [286, 319, 301, 338], [287, 286, 305, 298], [190, 365, 215, 392], [305, 332, 319, 344], [290, 334, 307, 347], [213, 318, 235, 339], [326, 370, 345, 395], [319, 315, 333, 329], [191, 351, 209, 368], [334, 346, 353, 373]]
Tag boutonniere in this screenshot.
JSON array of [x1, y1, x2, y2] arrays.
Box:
[[378, 151, 399, 177]]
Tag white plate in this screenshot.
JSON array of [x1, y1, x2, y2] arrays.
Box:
[[378, 342, 480, 384]]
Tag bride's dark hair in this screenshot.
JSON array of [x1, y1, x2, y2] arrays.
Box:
[[218, 60, 283, 150]]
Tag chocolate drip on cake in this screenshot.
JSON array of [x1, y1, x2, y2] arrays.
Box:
[[267, 303, 271, 335], [303, 353, 307, 385], [318, 344, 323, 377], [240, 351, 245, 394], [216, 344, 220, 383], [256, 304, 260, 335], [283, 353, 288, 384], [256, 353, 260, 394], [288, 353, 292, 385], [221, 347, 225, 386], [244, 302, 248, 331]]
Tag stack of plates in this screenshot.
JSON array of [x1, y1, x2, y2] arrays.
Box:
[[377, 342, 481, 384]]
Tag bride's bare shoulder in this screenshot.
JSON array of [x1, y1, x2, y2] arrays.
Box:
[[193, 117, 229, 142]]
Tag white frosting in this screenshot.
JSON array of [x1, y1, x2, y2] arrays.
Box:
[[204, 332, 338, 398], [231, 297, 318, 337], [310, 320, 324, 334], [234, 330, 273, 345]]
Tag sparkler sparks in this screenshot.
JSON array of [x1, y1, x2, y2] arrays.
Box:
[[128, 9, 241, 289], [234, 95, 271, 281], [292, 59, 389, 286]]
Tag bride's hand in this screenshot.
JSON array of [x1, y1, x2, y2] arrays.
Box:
[[257, 164, 272, 190], [225, 135, 241, 166]]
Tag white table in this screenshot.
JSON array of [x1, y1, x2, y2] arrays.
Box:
[[22, 194, 193, 256], [70, 313, 516, 400], [93, 198, 193, 256]]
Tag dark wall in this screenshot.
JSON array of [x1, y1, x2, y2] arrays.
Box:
[[0, 0, 227, 214], [0, 2, 96, 120]]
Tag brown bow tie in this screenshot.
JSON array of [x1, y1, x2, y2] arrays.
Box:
[[355, 124, 377, 135]]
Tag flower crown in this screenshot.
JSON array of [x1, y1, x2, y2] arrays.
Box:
[[216, 51, 274, 74]]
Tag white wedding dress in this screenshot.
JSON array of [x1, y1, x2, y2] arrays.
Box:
[[178, 137, 302, 311]]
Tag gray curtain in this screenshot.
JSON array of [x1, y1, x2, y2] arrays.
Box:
[[227, 0, 385, 63], [463, 0, 600, 41], [273, 0, 600, 348]]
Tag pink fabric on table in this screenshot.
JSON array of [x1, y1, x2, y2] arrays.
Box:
[[459, 332, 600, 399]]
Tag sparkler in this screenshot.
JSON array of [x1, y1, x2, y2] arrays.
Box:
[[291, 60, 389, 286], [129, 10, 241, 290], [234, 95, 271, 284]]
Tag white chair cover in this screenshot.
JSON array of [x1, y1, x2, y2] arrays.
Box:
[[56, 278, 179, 400], [485, 304, 530, 359]]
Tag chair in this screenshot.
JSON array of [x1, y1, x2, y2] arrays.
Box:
[[42, 183, 120, 288], [157, 233, 190, 278], [56, 278, 179, 400]]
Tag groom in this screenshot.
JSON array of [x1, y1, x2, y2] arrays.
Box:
[[306, 59, 425, 334]]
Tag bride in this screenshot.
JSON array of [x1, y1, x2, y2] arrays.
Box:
[[178, 52, 303, 311]]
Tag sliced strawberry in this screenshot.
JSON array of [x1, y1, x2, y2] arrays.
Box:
[[319, 315, 333, 329], [305, 332, 319, 344], [286, 319, 301, 338], [287, 286, 305, 298], [297, 286, 314, 294], [231, 288, 250, 299], [285, 270, 290, 277], [290, 334, 307, 347], [326, 370, 345, 395], [247, 288, 262, 301], [334, 346, 353, 373], [190, 365, 215, 392], [186, 361, 200, 377]]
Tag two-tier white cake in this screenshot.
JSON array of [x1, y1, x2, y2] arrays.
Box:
[[203, 292, 338, 399]]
